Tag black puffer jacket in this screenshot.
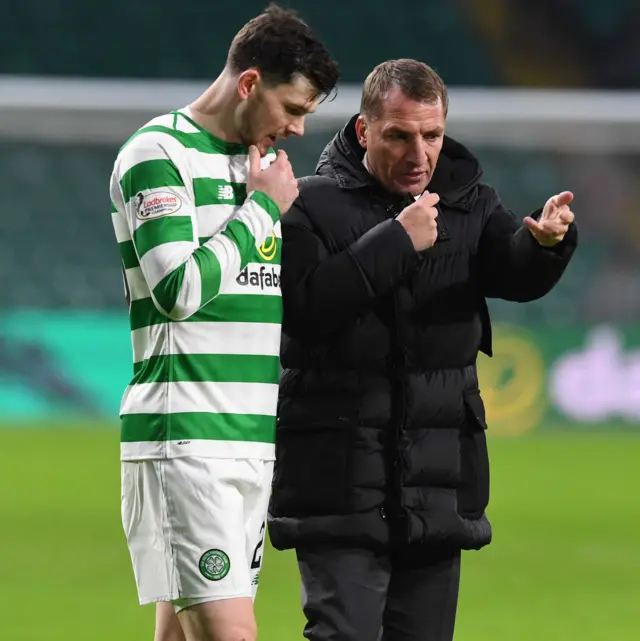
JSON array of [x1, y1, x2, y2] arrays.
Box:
[[268, 115, 577, 552]]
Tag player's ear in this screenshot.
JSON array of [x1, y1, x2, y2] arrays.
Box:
[[355, 115, 368, 149], [237, 69, 261, 101]]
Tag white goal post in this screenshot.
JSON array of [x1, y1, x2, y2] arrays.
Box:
[[1, 75, 640, 151]]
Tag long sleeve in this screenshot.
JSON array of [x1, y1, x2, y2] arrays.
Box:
[[479, 189, 578, 302], [281, 194, 419, 338], [110, 134, 279, 320]]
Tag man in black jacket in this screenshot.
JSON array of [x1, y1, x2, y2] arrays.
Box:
[[268, 59, 577, 641]]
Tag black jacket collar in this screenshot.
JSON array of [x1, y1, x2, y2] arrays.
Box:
[[315, 114, 484, 211]]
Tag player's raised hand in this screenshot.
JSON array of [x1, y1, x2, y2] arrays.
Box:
[[247, 145, 299, 215], [523, 191, 575, 247], [397, 191, 440, 251]]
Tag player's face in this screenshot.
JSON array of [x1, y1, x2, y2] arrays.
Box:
[[356, 89, 446, 197], [237, 73, 319, 156]]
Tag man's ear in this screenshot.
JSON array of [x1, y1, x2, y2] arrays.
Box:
[[355, 115, 368, 149], [237, 69, 261, 100]]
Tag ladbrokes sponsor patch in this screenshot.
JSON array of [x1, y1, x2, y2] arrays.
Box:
[[135, 191, 182, 220]]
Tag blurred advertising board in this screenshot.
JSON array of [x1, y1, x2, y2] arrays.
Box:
[[0, 311, 638, 432], [479, 323, 640, 434]]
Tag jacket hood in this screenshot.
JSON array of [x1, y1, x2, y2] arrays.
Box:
[[315, 114, 483, 210]]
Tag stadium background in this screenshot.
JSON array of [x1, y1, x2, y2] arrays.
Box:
[[1, 1, 639, 639]]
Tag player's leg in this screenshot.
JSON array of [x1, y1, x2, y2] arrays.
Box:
[[168, 457, 265, 641], [155, 602, 186, 641], [175, 460, 273, 641], [121, 457, 258, 641], [176, 460, 273, 641], [176, 459, 274, 641], [176, 598, 256, 641]]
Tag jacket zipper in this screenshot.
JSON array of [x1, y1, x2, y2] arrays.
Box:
[[388, 289, 409, 542]]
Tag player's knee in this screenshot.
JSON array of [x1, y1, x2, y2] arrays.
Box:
[[155, 629, 186, 641], [189, 624, 258, 641], [155, 602, 186, 641], [214, 621, 257, 641], [178, 598, 257, 641]]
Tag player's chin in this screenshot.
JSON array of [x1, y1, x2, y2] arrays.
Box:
[[255, 136, 277, 156]]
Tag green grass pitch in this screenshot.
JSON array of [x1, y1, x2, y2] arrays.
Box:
[[0, 427, 638, 640]]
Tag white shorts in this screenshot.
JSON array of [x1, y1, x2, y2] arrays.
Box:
[[121, 457, 273, 612]]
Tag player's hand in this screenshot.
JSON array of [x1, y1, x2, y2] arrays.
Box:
[[524, 191, 575, 247], [247, 145, 299, 215], [396, 191, 440, 251]]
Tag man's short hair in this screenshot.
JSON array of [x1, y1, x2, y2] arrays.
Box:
[[360, 59, 448, 118], [228, 3, 340, 100]]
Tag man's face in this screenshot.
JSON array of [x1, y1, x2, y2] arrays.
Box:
[[356, 89, 446, 196], [237, 73, 319, 155]]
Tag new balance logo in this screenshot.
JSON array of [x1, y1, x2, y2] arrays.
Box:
[[218, 184, 235, 201], [236, 265, 280, 290]]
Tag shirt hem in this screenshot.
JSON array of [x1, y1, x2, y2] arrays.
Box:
[[120, 439, 276, 461]]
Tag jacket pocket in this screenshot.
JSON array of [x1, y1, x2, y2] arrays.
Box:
[[457, 389, 490, 519], [271, 421, 354, 516]]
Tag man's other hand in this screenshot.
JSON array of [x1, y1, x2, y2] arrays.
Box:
[[524, 191, 575, 248]]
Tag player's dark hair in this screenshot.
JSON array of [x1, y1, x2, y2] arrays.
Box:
[[361, 59, 449, 118], [228, 4, 340, 100]]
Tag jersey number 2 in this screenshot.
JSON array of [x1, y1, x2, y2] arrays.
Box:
[[251, 522, 266, 570]]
